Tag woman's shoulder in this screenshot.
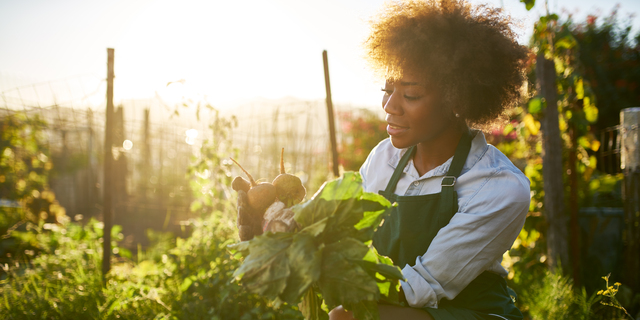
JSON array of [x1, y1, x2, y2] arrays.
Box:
[[457, 154, 530, 216], [460, 138, 530, 207], [459, 132, 530, 201]]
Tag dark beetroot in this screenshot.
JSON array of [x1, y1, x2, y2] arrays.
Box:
[[230, 158, 277, 211], [272, 148, 306, 207]]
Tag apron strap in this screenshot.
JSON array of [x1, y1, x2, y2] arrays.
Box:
[[382, 146, 416, 195], [438, 129, 474, 217], [381, 129, 474, 197]]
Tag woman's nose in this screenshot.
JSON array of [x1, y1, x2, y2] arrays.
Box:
[[383, 92, 403, 115]]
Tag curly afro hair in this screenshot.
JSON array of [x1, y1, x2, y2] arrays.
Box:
[[364, 0, 528, 127]]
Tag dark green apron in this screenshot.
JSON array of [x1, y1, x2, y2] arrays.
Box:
[[372, 130, 523, 320]]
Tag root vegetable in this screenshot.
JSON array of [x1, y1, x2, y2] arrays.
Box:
[[272, 148, 306, 207], [230, 157, 277, 211], [232, 176, 251, 192]]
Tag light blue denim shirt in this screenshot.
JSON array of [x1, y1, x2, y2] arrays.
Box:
[[359, 131, 530, 309]]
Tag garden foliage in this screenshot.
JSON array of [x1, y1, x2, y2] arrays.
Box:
[[337, 110, 388, 172], [232, 172, 403, 320], [1, 113, 66, 266], [1, 106, 304, 319]]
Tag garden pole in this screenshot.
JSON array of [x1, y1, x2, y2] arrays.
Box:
[[620, 107, 640, 294], [537, 54, 569, 272], [322, 50, 340, 178], [568, 118, 581, 287], [142, 109, 150, 201], [102, 48, 115, 285]]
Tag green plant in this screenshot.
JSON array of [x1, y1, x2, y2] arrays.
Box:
[[571, 9, 640, 130], [1, 113, 65, 269], [337, 109, 388, 172], [232, 172, 402, 320], [0, 105, 305, 319], [597, 274, 636, 319], [520, 269, 598, 320], [0, 218, 125, 319], [187, 104, 238, 217]]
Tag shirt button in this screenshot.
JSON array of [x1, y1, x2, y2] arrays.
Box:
[[413, 181, 420, 186]]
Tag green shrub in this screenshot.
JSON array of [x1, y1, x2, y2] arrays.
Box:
[[0, 219, 108, 319], [521, 270, 597, 320], [0, 214, 303, 319]]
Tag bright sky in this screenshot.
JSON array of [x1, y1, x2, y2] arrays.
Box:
[[1, 0, 638, 110]]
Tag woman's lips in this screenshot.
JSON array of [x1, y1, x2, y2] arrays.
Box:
[[387, 123, 409, 136]]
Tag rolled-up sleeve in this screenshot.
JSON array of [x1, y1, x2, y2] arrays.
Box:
[[400, 167, 530, 308]]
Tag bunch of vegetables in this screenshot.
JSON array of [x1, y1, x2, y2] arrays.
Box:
[[229, 158, 404, 320]]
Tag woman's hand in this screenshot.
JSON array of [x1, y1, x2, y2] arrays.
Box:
[[236, 190, 299, 241], [328, 306, 355, 320], [328, 305, 434, 320]]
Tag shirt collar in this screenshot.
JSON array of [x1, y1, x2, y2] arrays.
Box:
[[387, 130, 488, 180]]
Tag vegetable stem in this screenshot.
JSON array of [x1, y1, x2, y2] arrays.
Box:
[[230, 157, 257, 187]]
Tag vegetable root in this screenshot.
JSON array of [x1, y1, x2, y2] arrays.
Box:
[[272, 148, 306, 207], [230, 157, 277, 211]]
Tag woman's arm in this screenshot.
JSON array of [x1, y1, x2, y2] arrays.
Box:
[[400, 166, 530, 308], [329, 305, 434, 320]]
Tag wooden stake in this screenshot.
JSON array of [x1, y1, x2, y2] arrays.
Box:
[[537, 54, 569, 272], [102, 48, 115, 285], [142, 108, 150, 200], [621, 108, 640, 294], [568, 117, 581, 287], [323, 50, 339, 178]]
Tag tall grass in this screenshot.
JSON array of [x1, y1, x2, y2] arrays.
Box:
[[0, 215, 303, 320]]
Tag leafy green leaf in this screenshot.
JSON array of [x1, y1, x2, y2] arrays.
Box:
[[300, 286, 329, 320], [584, 96, 598, 123], [233, 232, 293, 299], [353, 260, 404, 282], [348, 300, 380, 320], [519, 0, 535, 10], [180, 276, 194, 292], [319, 199, 366, 243], [293, 172, 367, 228], [227, 240, 250, 254], [294, 172, 391, 243], [316, 171, 364, 201], [575, 78, 585, 99], [529, 97, 543, 114], [299, 216, 330, 237], [234, 172, 397, 320], [317, 239, 379, 309], [280, 233, 322, 303], [555, 35, 577, 50], [355, 193, 391, 230]]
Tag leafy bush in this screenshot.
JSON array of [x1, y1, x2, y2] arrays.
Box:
[[1, 113, 65, 264], [0, 215, 303, 319], [337, 109, 388, 172], [1, 105, 303, 319], [520, 270, 597, 320], [1, 219, 112, 319]]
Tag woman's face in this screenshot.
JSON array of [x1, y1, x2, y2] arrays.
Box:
[[381, 73, 454, 149]]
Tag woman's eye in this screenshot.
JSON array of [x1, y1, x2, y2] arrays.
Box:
[[404, 94, 420, 101], [381, 88, 393, 95]]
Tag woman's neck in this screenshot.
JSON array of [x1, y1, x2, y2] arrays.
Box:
[[412, 126, 466, 177]]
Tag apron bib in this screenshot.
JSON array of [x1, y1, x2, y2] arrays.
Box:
[[372, 130, 523, 320]]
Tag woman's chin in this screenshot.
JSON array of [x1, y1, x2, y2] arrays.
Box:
[[389, 137, 412, 150]]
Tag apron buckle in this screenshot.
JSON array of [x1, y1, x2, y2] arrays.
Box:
[[441, 176, 457, 187]]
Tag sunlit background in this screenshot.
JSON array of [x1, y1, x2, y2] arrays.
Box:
[[1, 0, 639, 110], [2, 1, 640, 317]]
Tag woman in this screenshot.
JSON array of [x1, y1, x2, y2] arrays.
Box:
[[330, 0, 530, 319]]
